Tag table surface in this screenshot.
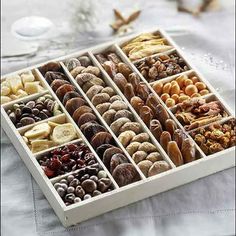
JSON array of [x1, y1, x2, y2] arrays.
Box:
[[1, 1, 235, 236]]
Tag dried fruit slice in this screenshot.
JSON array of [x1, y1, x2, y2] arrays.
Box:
[[52, 123, 77, 144], [24, 123, 51, 139], [48, 121, 60, 128], [21, 72, 35, 84], [31, 139, 54, 153]]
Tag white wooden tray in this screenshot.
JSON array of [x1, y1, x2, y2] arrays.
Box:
[[1, 29, 235, 227]]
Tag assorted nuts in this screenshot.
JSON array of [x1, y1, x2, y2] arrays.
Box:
[[174, 98, 228, 131], [152, 74, 210, 107], [121, 33, 173, 61], [6, 94, 62, 128], [1, 71, 45, 104], [53, 165, 114, 205], [96, 52, 196, 166], [190, 119, 236, 155], [134, 53, 189, 82], [39, 143, 98, 178], [66, 57, 171, 177], [1, 33, 234, 206], [41, 61, 141, 186], [22, 121, 77, 153]]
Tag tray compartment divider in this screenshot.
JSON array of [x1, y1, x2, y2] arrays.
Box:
[[35, 69, 120, 190], [113, 43, 206, 159], [59, 61, 147, 181], [1, 28, 235, 227], [88, 50, 177, 169]]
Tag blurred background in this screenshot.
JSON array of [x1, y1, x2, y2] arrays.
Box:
[[1, 0, 235, 108]]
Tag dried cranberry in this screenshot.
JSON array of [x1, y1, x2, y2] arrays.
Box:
[[67, 144, 78, 151], [43, 166, 55, 177], [51, 148, 61, 155], [48, 158, 62, 170], [61, 150, 68, 156], [61, 154, 70, 163], [77, 159, 85, 165], [71, 151, 80, 158]]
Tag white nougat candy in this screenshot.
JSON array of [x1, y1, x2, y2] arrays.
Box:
[[7, 75, 23, 93], [21, 71, 35, 84], [24, 81, 40, 94]]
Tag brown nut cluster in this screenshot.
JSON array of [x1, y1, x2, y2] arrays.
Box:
[[121, 32, 173, 61], [134, 53, 189, 82], [190, 119, 236, 155], [152, 74, 210, 107], [40, 60, 141, 187], [67, 56, 170, 177], [96, 52, 196, 167], [174, 98, 228, 131]]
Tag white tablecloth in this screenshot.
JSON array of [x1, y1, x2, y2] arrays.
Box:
[[1, 1, 235, 235]]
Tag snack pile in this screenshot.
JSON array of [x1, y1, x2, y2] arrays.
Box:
[[1, 31, 235, 208], [1, 71, 45, 104], [152, 74, 210, 107]]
